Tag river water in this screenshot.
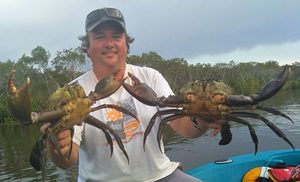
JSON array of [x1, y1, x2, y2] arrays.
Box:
[[0, 90, 299, 181]]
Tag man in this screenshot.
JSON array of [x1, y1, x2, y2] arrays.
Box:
[[46, 7, 221, 182]]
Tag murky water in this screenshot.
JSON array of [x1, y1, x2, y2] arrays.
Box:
[[0, 89, 299, 181], [0, 126, 78, 181]]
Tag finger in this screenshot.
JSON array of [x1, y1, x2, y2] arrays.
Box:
[[60, 143, 71, 157], [58, 135, 72, 148], [210, 128, 221, 137], [40, 123, 51, 133], [197, 121, 219, 129], [56, 129, 72, 140], [208, 123, 223, 129]]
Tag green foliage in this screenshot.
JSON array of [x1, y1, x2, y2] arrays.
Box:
[[0, 46, 299, 125], [51, 47, 89, 85], [0, 46, 88, 124], [18, 46, 50, 71], [286, 79, 300, 89], [129, 53, 299, 94], [0, 96, 18, 126]]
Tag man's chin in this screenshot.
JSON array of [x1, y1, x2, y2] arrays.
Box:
[[105, 60, 124, 69]]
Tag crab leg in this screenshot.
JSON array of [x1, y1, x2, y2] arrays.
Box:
[[143, 109, 184, 150], [156, 114, 186, 153], [97, 126, 114, 158], [91, 104, 139, 121], [86, 115, 129, 163], [229, 105, 294, 124], [81, 121, 114, 158], [232, 111, 295, 150], [255, 106, 294, 123], [227, 115, 259, 154]]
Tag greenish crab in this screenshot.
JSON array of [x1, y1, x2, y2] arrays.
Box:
[[7, 69, 136, 180]]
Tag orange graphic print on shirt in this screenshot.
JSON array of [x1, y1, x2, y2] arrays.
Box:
[[106, 109, 123, 121], [105, 99, 142, 143]]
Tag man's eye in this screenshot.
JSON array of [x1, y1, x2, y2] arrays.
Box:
[[113, 34, 122, 39], [95, 34, 104, 39]]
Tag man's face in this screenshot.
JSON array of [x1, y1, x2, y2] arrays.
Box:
[[87, 22, 128, 71]]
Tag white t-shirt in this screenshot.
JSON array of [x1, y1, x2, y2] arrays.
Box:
[[73, 64, 179, 182]]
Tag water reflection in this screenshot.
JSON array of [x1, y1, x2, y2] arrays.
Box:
[[0, 89, 299, 180], [0, 126, 78, 181]]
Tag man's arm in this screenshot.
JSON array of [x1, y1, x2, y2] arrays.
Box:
[[169, 116, 222, 139], [46, 129, 79, 169]]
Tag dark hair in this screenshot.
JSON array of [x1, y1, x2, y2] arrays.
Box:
[[78, 33, 134, 54]]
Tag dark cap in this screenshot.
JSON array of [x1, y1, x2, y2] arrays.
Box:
[[85, 8, 126, 32]]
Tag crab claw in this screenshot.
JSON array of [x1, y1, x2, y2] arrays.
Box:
[[253, 65, 290, 102], [29, 137, 47, 171], [88, 68, 126, 101], [122, 72, 159, 106], [218, 122, 232, 145], [226, 65, 290, 106], [7, 70, 33, 125]]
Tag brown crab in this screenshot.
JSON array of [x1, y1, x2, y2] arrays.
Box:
[[8, 69, 136, 179], [122, 65, 295, 154]]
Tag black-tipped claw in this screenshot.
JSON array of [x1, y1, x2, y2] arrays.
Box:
[[123, 72, 159, 106], [254, 65, 290, 102], [29, 138, 47, 171], [218, 122, 232, 145]]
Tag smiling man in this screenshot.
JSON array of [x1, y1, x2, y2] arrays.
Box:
[[46, 7, 219, 182]]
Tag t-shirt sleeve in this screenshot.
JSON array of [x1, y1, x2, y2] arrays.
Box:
[[72, 123, 84, 145]]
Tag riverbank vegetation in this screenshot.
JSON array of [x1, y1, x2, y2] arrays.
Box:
[[1, 46, 300, 125]]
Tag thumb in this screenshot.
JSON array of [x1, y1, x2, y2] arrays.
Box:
[[40, 122, 51, 134]]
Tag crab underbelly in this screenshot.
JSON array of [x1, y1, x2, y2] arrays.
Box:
[[189, 101, 227, 120]]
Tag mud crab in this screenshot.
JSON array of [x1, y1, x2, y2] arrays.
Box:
[[122, 65, 295, 154], [8, 69, 136, 179]]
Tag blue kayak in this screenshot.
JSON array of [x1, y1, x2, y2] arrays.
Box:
[[186, 149, 300, 181]]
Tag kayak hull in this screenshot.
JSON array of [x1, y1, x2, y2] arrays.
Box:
[[186, 149, 300, 181]]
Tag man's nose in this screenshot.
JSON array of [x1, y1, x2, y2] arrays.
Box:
[[104, 38, 114, 49]]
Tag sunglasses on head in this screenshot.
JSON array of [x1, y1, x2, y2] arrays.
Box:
[[87, 8, 123, 21]]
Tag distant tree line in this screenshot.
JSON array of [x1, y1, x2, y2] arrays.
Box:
[[127, 51, 300, 94], [1, 46, 300, 125]]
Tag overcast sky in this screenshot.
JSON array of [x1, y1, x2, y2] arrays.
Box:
[[1, 0, 300, 65]]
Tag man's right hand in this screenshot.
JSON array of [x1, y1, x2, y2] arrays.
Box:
[[51, 129, 73, 158], [40, 123, 78, 168], [40, 123, 72, 157]]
